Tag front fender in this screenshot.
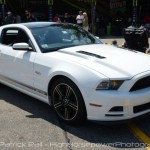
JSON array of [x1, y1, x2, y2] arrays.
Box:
[[46, 63, 108, 94]]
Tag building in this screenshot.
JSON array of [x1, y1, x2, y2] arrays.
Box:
[[0, 0, 148, 20]]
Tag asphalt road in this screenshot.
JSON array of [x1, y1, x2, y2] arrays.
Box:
[[0, 84, 150, 150]]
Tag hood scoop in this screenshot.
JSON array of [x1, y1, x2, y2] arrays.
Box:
[[77, 51, 106, 59]]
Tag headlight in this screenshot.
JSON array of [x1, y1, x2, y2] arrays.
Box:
[[96, 80, 124, 90]]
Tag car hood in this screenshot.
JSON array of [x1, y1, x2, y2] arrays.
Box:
[[56, 44, 150, 79]]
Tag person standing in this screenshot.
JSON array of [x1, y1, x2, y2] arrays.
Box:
[[4, 11, 15, 24], [15, 13, 21, 23], [83, 12, 89, 31], [52, 14, 61, 22], [111, 40, 118, 47], [24, 10, 29, 22], [27, 11, 36, 22], [25, 10, 36, 22], [76, 11, 84, 26], [63, 13, 70, 23]]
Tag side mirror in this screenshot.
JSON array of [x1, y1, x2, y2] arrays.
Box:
[[12, 43, 32, 51]]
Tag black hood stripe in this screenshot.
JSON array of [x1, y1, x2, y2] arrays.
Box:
[[77, 51, 106, 59]]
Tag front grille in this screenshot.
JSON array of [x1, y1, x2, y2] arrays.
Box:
[[133, 102, 150, 113], [130, 76, 150, 92]]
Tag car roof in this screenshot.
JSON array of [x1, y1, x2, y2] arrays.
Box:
[[21, 22, 59, 29], [1, 22, 76, 30]]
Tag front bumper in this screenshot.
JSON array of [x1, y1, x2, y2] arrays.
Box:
[[82, 87, 150, 121], [90, 112, 150, 125], [81, 70, 150, 121]]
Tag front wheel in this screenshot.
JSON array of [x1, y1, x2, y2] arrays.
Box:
[[51, 78, 87, 124]]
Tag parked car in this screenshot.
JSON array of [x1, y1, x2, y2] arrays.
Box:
[[0, 22, 150, 124]]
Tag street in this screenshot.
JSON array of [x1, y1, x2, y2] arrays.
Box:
[[0, 83, 150, 150]]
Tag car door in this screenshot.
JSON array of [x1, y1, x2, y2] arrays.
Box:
[[0, 27, 36, 89]]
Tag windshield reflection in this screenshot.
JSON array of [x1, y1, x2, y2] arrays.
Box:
[[31, 24, 102, 53]]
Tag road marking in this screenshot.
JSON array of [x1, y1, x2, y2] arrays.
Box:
[[128, 123, 150, 150]]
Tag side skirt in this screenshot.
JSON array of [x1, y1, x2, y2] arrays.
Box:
[[0, 74, 50, 105]]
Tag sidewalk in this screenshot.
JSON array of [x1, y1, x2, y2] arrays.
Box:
[[100, 36, 150, 46]]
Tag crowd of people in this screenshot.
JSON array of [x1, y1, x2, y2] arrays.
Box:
[[52, 10, 89, 31], [1, 9, 37, 25], [2, 11, 21, 24], [1, 10, 90, 32], [1, 9, 132, 37]]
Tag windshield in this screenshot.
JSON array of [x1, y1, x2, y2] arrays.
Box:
[[31, 24, 102, 53]]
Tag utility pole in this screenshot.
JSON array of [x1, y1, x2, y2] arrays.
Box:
[[132, 0, 138, 26], [91, 0, 96, 34], [48, 0, 53, 21], [0, 0, 6, 25]]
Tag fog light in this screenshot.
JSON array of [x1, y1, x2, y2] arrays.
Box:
[[109, 106, 123, 112]]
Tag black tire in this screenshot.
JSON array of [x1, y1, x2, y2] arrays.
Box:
[[51, 78, 87, 124]]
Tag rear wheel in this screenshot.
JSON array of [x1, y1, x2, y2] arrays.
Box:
[[51, 78, 86, 124]]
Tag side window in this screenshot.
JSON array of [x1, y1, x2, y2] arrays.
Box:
[[1, 29, 18, 45], [1, 28, 29, 46]]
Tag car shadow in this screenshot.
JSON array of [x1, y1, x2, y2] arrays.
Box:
[[0, 84, 149, 149]]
